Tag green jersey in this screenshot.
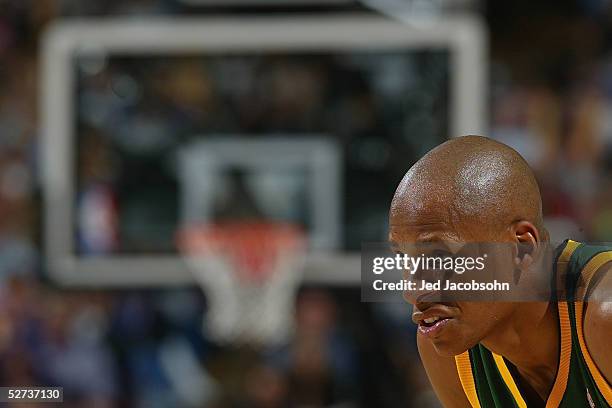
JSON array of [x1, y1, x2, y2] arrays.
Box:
[[455, 240, 612, 407]]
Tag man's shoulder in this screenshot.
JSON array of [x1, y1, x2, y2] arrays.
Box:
[[586, 260, 612, 302], [584, 261, 612, 386]]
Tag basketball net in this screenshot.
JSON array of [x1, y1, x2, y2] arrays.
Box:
[[178, 222, 305, 346]]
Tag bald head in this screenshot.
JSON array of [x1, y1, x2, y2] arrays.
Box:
[[390, 135, 546, 240]]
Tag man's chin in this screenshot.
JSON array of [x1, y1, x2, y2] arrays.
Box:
[[433, 343, 469, 357], [430, 337, 474, 357]]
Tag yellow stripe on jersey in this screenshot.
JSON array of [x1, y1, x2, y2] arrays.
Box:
[[547, 239, 581, 408], [491, 353, 527, 408], [455, 351, 482, 408]]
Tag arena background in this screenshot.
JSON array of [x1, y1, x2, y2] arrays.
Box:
[[1, 0, 612, 407]]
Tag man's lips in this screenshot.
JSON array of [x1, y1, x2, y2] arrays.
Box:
[[412, 303, 457, 338], [418, 317, 452, 337], [412, 304, 456, 325], [412, 304, 458, 337]]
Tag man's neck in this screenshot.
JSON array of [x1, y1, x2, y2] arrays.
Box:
[[480, 301, 560, 401]]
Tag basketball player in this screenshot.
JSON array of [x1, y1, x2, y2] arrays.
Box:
[[389, 136, 612, 407]]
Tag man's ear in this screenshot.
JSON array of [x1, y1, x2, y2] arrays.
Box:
[[511, 220, 540, 269], [514, 220, 540, 244]]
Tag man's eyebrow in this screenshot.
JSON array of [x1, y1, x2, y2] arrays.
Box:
[[414, 230, 449, 242], [413, 235, 467, 253]]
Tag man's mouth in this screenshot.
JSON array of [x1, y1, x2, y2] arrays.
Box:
[[418, 316, 452, 337], [422, 316, 444, 326], [412, 303, 457, 337]]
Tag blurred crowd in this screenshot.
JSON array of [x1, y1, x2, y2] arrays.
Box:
[[0, 276, 436, 407], [0, 0, 612, 407], [490, 67, 612, 243]]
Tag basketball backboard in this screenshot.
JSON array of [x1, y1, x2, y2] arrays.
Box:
[[41, 15, 487, 286]]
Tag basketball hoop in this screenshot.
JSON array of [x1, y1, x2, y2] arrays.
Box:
[[177, 222, 306, 346]]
